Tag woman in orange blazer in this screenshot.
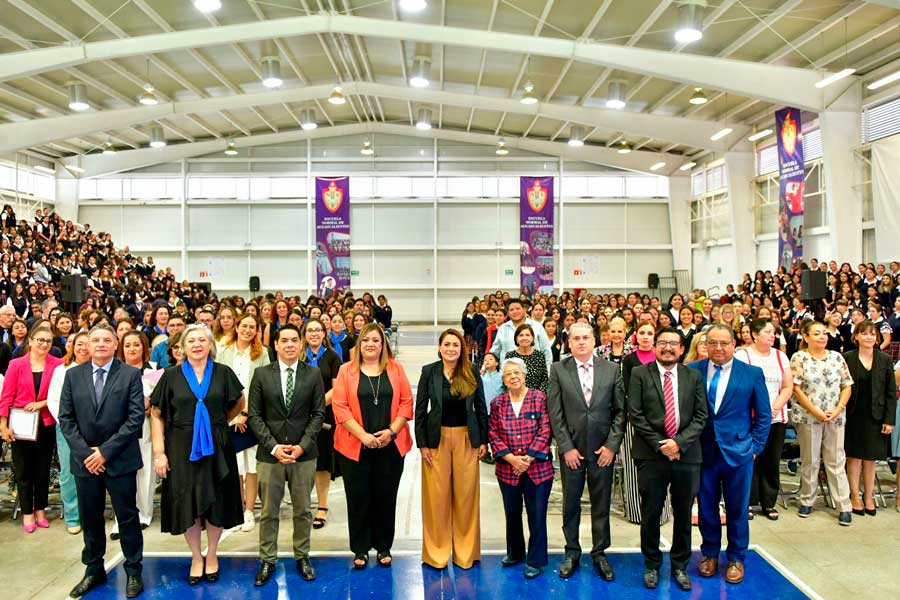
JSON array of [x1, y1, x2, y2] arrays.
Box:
[[333, 322, 413, 569], [0, 325, 63, 532]]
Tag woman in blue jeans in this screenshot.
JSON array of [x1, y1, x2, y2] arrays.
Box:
[[46, 331, 92, 534]]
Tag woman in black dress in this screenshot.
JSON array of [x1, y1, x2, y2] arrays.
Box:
[[299, 318, 342, 529], [150, 324, 245, 584], [843, 320, 897, 516], [504, 324, 548, 393]]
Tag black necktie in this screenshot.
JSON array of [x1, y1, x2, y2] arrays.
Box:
[[94, 369, 105, 408]]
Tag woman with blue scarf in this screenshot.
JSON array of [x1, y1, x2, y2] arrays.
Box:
[[328, 313, 355, 364], [300, 318, 342, 529], [151, 324, 245, 585]]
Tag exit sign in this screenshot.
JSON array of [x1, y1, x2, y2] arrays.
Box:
[[504, 269, 515, 276], [350, 270, 360, 276]]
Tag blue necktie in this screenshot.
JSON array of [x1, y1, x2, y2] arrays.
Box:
[[708, 364, 722, 413]]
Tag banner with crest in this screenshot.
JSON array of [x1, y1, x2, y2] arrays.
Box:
[[315, 177, 351, 297], [776, 107, 804, 270], [519, 176, 555, 296]]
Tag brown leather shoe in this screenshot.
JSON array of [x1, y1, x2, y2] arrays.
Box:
[[725, 561, 744, 584], [698, 557, 718, 578]]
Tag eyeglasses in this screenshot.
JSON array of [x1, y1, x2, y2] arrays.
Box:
[[655, 340, 681, 349], [707, 340, 733, 348], [306, 328, 324, 333], [32, 338, 53, 345]]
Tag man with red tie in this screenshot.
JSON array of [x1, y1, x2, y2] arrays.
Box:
[[627, 327, 707, 591]]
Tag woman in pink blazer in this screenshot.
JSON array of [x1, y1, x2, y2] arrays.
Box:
[[0, 326, 63, 532]]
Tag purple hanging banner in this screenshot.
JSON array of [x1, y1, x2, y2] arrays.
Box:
[[520, 176, 555, 296], [315, 177, 351, 297], [776, 107, 805, 270]]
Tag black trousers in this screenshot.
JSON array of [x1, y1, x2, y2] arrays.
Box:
[[11, 421, 56, 514], [560, 457, 614, 559], [76, 472, 143, 577], [751, 422, 786, 511], [498, 477, 552, 568], [338, 445, 405, 554], [635, 458, 701, 571]]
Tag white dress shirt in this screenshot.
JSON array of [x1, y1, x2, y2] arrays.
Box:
[[278, 359, 299, 399], [574, 356, 593, 404], [706, 359, 733, 414], [656, 361, 680, 430]]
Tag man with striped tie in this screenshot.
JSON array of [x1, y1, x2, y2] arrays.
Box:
[[627, 327, 707, 591]]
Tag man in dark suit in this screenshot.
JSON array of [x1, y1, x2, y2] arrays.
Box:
[[547, 322, 625, 580], [58, 323, 145, 598], [248, 323, 325, 586], [628, 327, 708, 591], [687, 324, 770, 585]]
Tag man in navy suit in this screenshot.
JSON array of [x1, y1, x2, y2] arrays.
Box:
[[687, 324, 770, 585], [58, 324, 146, 598]]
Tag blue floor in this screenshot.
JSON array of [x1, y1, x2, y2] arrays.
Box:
[[88, 550, 811, 599]]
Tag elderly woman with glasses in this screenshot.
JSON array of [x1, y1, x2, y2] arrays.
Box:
[[488, 357, 553, 579]]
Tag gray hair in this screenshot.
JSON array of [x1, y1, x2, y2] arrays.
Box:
[[88, 323, 117, 341], [180, 323, 217, 360], [705, 323, 736, 342], [501, 357, 528, 377], [569, 322, 595, 337]]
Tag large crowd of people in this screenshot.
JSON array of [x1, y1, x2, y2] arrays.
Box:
[[0, 201, 898, 596]]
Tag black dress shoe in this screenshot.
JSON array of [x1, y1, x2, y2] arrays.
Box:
[[189, 558, 205, 586], [865, 507, 877, 516], [643, 568, 659, 589], [672, 568, 692, 591], [558, 556, 579, 579], [592, 554, 615, 581], [297, 558, 316, 581], [125, 575, 143, 598], [254, 561, 276, 587], [70, 573, 107, 598], [501, 555, 523, 567]]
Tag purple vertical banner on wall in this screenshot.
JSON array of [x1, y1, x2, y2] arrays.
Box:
[[315, 177, 351, 298], [520, 176, 555, 296], [776, 107, 805, 270]]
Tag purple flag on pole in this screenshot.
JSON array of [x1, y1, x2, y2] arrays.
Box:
[[520, 176, 554, 296], [315, 177, 351, 297], [775, 107, 804, 270]]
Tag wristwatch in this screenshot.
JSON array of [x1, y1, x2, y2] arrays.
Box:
[[389, 429, 398, 440], [240, 411, 249, 417]]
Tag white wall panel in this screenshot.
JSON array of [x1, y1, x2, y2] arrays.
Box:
[[626, 250, 674, 281], [437, 251, 499, 286], [374, 205, 433, 246], [756, 239, 777, 270], [374, 251, 433, 285], [189, 206, 248, 246], [78, 205, 122, 240], [563, 205, 626, 244], [188, 251, 246, 289], [692, 243, 738, 294], [626, 204, 672, 243], [563, 251, 625, 286], [438, 204, 498, 244], [350, 250, 375, 287], [249, 251, 307, 292], [249, 204, 308, 246], [386, 291, 433, 324]]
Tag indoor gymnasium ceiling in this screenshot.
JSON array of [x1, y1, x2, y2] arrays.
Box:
[[1, 0, 899, 175]]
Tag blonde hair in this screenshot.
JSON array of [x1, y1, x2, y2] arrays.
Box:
[[684, 331, 708, 363], [350, 323, 393, 372]]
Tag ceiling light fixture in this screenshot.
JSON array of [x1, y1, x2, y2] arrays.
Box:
[[617, 140, 632, 154], [33, 164, 55, 175], [710, 127, 733, 141], [868, 70, 900, 90], [139, 59, 159, 105], [496, 138, 509, 156], [606, 81, 627, 110], [193, 0, 222, 12], [409, 55, 432, 88], [520, 80, 538, 105], [398, 0, 427, 12], [360, 138, 375, 156], [67, 82, 90, 112], [568, 126, 585, 147], [149, 125, 167, 148], [679, 161, 697, 171], [224, 141, 238, 156], [300, 108, 318, 130], [416, 107, 433, 130], [650, 161, 666, 171], [261, 56, 283, 88], [328, 86, 346, 104], [748, 128, 773, 142], [814, 67, 856, 89], [689, 87, 708, 105], [675, 1, 705, 44], [66, 165, 86, 174], [102, 140, 116, 155]]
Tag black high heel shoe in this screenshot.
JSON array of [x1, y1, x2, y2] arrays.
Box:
[[189, 558, 205, 586], [205, 556, 219, 582], [865, 507, 877, 516]]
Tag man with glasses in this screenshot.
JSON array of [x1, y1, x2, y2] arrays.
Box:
[[687, 324, 770, 585], [547, 322, 625, 581], [627, 327, 707, 591]]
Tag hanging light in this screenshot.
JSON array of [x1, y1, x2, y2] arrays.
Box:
[[868, 70, 900, 90], [710, 127, 733, 141], [606, 81, 627, 110], [568, 126, 585, 147], [139, 59, 159, 105], [617, 140, 632, 154], [398, 0, 427, 12], [102, 140, 116, 155], [816, 18, 856, 89], [675, 1, 705, 44], [224, 141, 238, 156], [748, 128, 773, 142], [689, 87, 708, 105], [520, 80, 538, 105], [300, 108, 318, 130], [33, 165, 55, 175], [416, 107, 433, 130], [328, 86, 346, 105], [409, 55, 431, 88], [66, 165, 86, 175], [650, 161, 666, 171], [496, 138, 509, 156], [360, 138, 375, 156], [679, 161, 697, 171], [193, 0, 222, 12], [261, 56, 283, 88], [67, 82, 90, 112], [149, 126, 167, 148]]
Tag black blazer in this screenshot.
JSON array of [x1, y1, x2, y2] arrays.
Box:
[[627, 363, 708, 464], [247, 361, 325, 463], [843, 349, 897, 424], [415, 361, 488, 449], [58, 359, 145, 477]]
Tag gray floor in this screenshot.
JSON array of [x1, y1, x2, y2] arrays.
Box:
[[2, 325, 898, 599]]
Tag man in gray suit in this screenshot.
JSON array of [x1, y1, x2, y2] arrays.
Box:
[[547, 322, 625, 580]]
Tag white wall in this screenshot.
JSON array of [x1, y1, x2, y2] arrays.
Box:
[[692, 242, 738, 295]]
